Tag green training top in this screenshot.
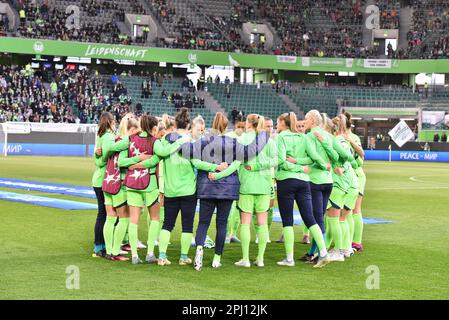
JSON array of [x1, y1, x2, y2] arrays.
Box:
[[332, 135, 358, 192], [349, 132, 366, 179], [161, 132, 218, 198], [275, 129, 327, 182], [238, 131, 278, 195], [307, 127, 335, 185]]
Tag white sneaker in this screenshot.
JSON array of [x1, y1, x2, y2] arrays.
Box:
[[255, 236, 259, 244], [277, 258, 295, 267], [253, 259, 264, 267], [329, 252, 345, 262], [120, 250, 129, 255], [212, 260, 222, 268], [328, 248, 338, 255], [190, 239, 196, 247], [343, 249, 354, 258], [224, 236, 231, 244], [137, 240, 146, 249], [313, 254, 331, 268], [234, 259, 251, 268], [194, 247, 203, 271], [145, 253, 157, 264]]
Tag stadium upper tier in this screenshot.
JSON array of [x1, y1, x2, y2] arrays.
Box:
[[2, 0, 447, 59]]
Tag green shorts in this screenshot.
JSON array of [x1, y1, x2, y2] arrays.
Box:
[[343, 187, 359, 211], [104, 185, 127, 208], [238, 194, 270, 214], [357, 173, 366, 196], [327, 187, 347, 210], [127, 189, 159, 208]]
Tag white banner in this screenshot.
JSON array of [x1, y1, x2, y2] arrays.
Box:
[[277, 56, 297, 64], [388, 120, 415, 147], [364, 59, 392, 69], [5, 122, 97, 133]]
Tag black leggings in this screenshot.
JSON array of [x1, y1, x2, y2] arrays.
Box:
[[310, 183, 333, 232], [277, 179, 317, 229], [163, 195, 197, 233], [195, 199, 233, 255], [93, 187, 106, 245]]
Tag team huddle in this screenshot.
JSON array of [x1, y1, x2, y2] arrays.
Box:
[[91, 106, 366, 270]]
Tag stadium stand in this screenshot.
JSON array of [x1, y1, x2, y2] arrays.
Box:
[[404, 0, 449, 59], [207, 82, 291, 121]]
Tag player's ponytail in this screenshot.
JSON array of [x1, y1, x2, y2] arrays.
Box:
[[175, 107, 191, 130], [278, 112, 298, 133], [343, 111, 353, 130], [247, 114, 265, 133], [140, 114, 158, 137], [98, 112, 114, 137], [212, 112, 228, 135]]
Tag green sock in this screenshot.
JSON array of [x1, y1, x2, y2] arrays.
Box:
[[180, 232, 193, 256], [328, 216, 343, 250], [325, 228, 333, 249], [283, 226, 294, 259], [103, 216, 116, 255], [303, 225, 309, 237], [256, 224, 268, 261], [128, 223, 139, 256], [240, 224, 250, 262], [213, 254, 221, 263], [353, 212, 364, 244], [158, 207, 165, 237], [345, 220, 351, 249], [158, 229, 171, 257], [347, 212, 355, 243], [122, 229, 129, 245], [340, 220, 348, 250], [147, 220, 160, 255], [309, 224, 327, 255], [267, 207, 273, 232], [112, 217, 129, 256]]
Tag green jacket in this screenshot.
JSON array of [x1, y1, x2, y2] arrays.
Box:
[[349, 132, 366, 179], [239, 131, 278, 195], [275, 129, 327, 182], [307, 127, 335, 185], [161, 133, 218, 197], [332, 135, 358, 191]]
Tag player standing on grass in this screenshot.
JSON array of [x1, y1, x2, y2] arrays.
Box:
[[156, 108, 227, 266], [299, 110, 335, 262], [343, 111, 365, 252], [224, 113, 246, 244], [101, 114, 141, 261], [234, 114, 277, 268], [324, 114, 359, 262], [276, 112, 331, 268], [91, 112, 121, 257], [155, 114, 176, 245], [254, 117, 275, 245], [192, 112, 241, 270]]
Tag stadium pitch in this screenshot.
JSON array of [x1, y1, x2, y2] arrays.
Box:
[[0, 156, 448, 299]]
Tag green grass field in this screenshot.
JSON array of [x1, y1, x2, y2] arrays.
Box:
[[1, 156, 448, 299]]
